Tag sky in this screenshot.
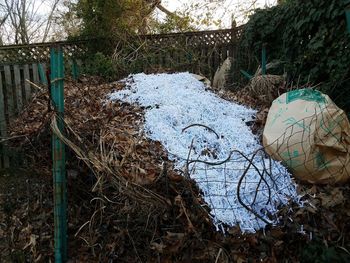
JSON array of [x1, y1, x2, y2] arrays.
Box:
[[164, 0, 277, 10], [161, 0, 277, 28], [1, 0, 277, 44], [37, 0, 277, 30]]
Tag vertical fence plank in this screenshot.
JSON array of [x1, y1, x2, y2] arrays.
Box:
[[23, 64, 31, 101], [199, 47, 206, 76], [213, 45, 219, 76], [13, 65, 23, 113], [0, 72, 6, 134], [38, 63, 48, 85], [4, 66, 14, 119], [32, 63, 40, 83], [0, 71, 9, 169]]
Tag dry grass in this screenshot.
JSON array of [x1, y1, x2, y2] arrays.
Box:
[[246, 74, 286, 105]]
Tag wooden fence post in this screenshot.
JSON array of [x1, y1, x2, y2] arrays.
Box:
[[0, 71, 10, 169]]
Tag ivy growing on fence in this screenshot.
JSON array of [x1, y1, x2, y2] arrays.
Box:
[[240, 0, 350, 112]]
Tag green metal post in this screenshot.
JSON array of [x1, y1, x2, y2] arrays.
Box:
[[38, 63, 48, 85], [50, 46, 67, 263], [240, 69, 253, 80], [345, 0, 350, 33], [71, 59, 79, 80], [262, 44, 267, 75]]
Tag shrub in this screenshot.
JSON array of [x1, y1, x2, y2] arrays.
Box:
[[81, 52, 118, 81], [239, 0, 350, 112]]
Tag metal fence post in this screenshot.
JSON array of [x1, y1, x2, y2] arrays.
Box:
[[50, 45, 67, 263], [345, 0, 350, 33], [262, 44, 267, 75], [71, 59, 79, 80]]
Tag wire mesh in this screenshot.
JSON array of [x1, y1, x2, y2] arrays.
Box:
[[178, 106, 349, 232]]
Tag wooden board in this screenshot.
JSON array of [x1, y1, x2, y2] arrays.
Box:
[[23, 64, 31, 101], [4, 65, 14, 120], [0, 71, 6, 134], [32, 63, 40, 83], [13, 65, 23, 113], [0, 71, 10, 169], [38, 63, 48, 84]]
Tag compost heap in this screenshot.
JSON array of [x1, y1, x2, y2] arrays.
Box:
[[4, 74, 350, 262], [9, 73, 300, 231]]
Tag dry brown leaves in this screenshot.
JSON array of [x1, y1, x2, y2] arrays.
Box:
[[8, 76, 173, 186], [0, 172, 54, 262], [247, 75, 286, 105]]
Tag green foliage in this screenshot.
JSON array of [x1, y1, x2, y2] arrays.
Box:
[[300, 240, 350, 263], [74, 0, 149, 55], [72, 0, 203, 78], [73, 0, 217, 80], [81, 52, 118, 80], [76, 0, 130, 39], [148, 11, 196, 34], [240, 0, 350, 112]]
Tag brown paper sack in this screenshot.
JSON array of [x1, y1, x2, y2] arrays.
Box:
[[263, 89, 350, 184]]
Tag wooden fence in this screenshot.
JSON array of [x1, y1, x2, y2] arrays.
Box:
[[118, 27, 244, 78], [0, 40, 86, 169], [0, 26, 245, 169], [0, 40, 87, 64], [0, 63, 42, 168]]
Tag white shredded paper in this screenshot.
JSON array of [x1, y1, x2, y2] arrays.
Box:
[[108, 72, 300, 232]]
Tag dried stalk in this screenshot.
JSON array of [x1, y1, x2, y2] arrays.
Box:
[[50, 114, 170, 208]]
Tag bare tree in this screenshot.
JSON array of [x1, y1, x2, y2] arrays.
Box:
[[151, 0, 274, 30], [0, 7, 9, 45], [0, 0, 61, 44], [136, 0, 181, 34]]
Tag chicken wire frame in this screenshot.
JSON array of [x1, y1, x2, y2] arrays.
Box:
[[185, 147, 298, 232]]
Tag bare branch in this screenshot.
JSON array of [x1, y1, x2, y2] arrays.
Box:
[[0, 0, 62, 44]]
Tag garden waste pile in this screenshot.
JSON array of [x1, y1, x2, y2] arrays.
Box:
[[2, 73, 349, 262]]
